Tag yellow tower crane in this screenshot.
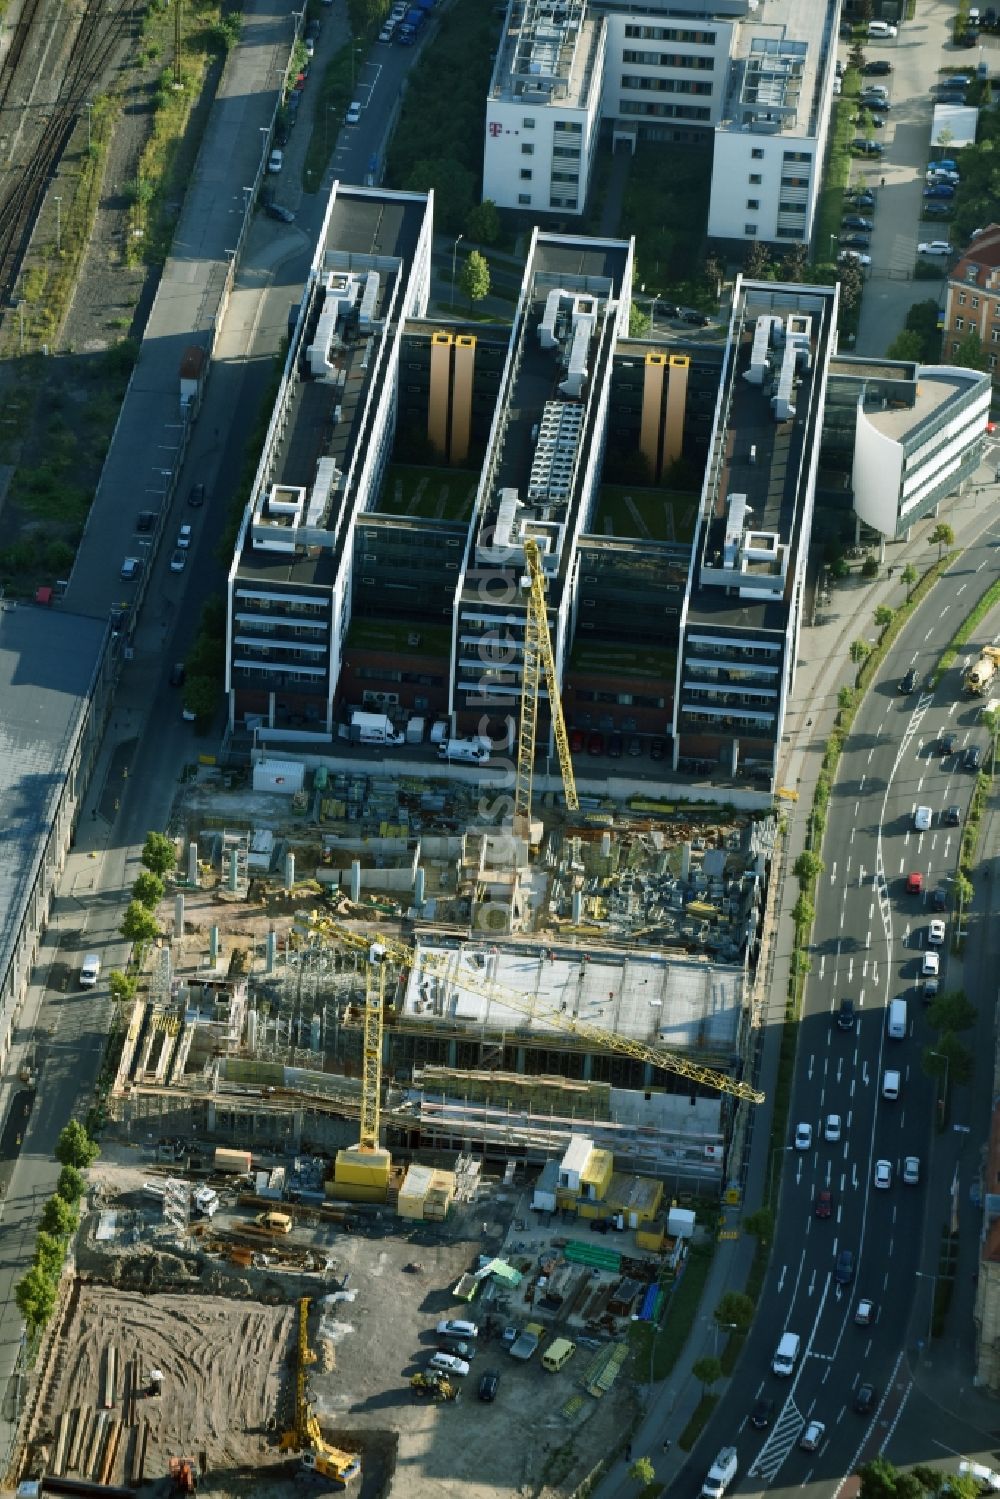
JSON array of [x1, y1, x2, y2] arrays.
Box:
[[514, 536, 579, 840], [301, 913, 764, 1108]]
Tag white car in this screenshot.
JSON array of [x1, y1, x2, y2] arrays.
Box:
[[928, 918, 946, 946], [429, 1352, 470, 1377], [176, 523, 193, 549], [914, 805, 932, 831], [800, 1420, 826, 1452], [918, 241, 952, 257], [874, 1158, 893, 1189], [903, 1155, 920, 1185], [80, 953, 101, 987], [855, 1297, 876, 1325], [838, 250, 872, 266], [267, 148, 284, 174], [794, 1122, 813, 1151], [345, 101, 362, 125], [922, 950, 940, 978], [437, 1319, 478, 1340], [824, 1114, 842, 1143]]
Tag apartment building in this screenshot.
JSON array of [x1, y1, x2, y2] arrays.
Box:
[[943, 225, 1000, 385]]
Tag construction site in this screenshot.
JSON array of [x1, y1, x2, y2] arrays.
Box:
[[13, 539, 781, 1499]]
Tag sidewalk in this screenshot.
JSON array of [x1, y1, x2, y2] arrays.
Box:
[[595, 462, 1000, 1496]]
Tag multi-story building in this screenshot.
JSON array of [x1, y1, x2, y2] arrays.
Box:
[[943, 225, 1000, 385], [483, 0, 607, 217]]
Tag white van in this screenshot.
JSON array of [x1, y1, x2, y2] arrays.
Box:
[[772, 1331, 800, 1376], [702, 1447, 739, 1499], [868, 20, 898, 38], [883, 1068, 901, 1100], [887, 998, 908, 1040]]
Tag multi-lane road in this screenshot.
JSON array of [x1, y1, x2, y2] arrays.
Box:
[[701, 520, 1000, 1496]]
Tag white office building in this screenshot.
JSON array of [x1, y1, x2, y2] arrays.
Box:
[[707, 0, 838, 247], [598, 4, 740, 140], [483, 0, 606, 216]]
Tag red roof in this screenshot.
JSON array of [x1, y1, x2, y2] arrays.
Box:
[[951, 224, 1000, 288]]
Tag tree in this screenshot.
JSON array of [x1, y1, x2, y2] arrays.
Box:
[[954, 872, 974, 911], [460, 249, 491, 307], [692, 1355, 723, 1395], [901, 563, 918, 598], [108, 970, 138, 1004], [925, 1033, 974, 1086], [838, 686, 856, 712], [183, 675, 217, 725], [792, 895, 815, 929], [403, 157, 475, 233], [34, 1230, 67, 1276], [132, 870, 164, 909], [859, 1459, 926, 1499], [886, 329, 924, 362], [930, 522, 954, 561], [952, 330, 989, 371], [874, 604, 894, 629], [121, 900, 159, 944], [40, 1195, 78, 1239], [848, 44, 866, 73], [714, 1291, 754, 1334], [861, 555, 879, 578], [779, 243, 807, 283], [141, 831, 176, 878], [703, 253, 723, 298], [55, 1121, 100, 1170], [850, 639, 872, 665], [16, 1264, 57, 1337], [629, 1457, 656, 1489], [744, 238, 771, 279], [56, 1165, 86, 1204], [793, 851, 824, 885], [837, 258, 864, 311], [929, 989, 976, 1033], [744, 1206, 773, 1242], [466, 198, 500, 245], [629, 303, 651, 338]]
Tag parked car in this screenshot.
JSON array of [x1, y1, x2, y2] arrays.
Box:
[[923, 203, 954, 220], [378, 21, 394, 39], [841, 233, 872, 249], [924, 184, 956, 200], [170, 550, 186, 573], [863, 59, 892, 74], [918, 241, 952, 256], [176, 523, 193, 549], [846, 190, 876, 208], [478, 1369, 500, 1402], [569, 728, 585, 752], [839, 250, 872, 266], [265, 201, 296, 223], [853, 113, 885, 128], [345, 100, 362, 125], [608, 732, 624, 758], [650, 737, 666, 760], [681, 309, 710, 326], [842, 215, 873, 231], [587, 732, 605, 756], [851, 139, 884, 157], [267, 148, 284, 173], [120, 556, 141, 580], [169, 662, 186, 687]]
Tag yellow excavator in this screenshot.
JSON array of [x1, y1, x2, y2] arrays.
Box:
[[280, 1298, 360, 1487]]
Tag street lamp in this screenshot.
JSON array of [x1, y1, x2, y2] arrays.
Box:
[[84, 100, 93, 150], [17, 299, 25, 354], [928, 1048, 950, 1122], [712, 1320, 739, 1356], [54, 196, 62, 253], [829, 232, 838, 261], [451, 233, 464, 308]]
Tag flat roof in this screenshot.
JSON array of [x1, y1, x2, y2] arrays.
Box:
[[721, 0, 834, 137], [403, 939, 744, 1053], [864, 370, 978, 444], [489, 0, 603, 111], [0, 606, 106, 981]]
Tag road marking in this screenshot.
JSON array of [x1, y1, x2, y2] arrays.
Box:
[[857, 863, 865, 886], [853, 808, 859, 823], [859, 774, 866, 792], [831, 862, 837, 884], [848, 957, 854, 983], [868, 902, 874, 920], [957, 583, 966, 595], [819, 954, 826, 979]]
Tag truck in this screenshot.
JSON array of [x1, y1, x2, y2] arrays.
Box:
[[214, 1146, 252, 1175], [192, 1185, 220, 1219], [509, 1322, 544, 1361], [397, 5, 426, 42], [964, 646, 1000, 695], [350, 710, 405, 746], [701, 1447, 738, 1499], [405, 716, 426, 745], [438, 736, 490, 764]]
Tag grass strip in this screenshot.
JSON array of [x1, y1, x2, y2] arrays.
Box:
[[627, 1243, 714, 1382]]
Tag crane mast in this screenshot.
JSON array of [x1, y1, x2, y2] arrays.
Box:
[[514, 537, 579, 839]]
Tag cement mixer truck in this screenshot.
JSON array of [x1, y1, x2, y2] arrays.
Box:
[[965, 646, 1000, 695]]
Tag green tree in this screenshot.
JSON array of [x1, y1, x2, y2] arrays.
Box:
[[55, 1121, 100, 1170], [40, 1195, 78, 1239], [952, 330, 989, 370], [703, 254, 723, 298], [848, 42, 866, 71], [466, 198, 500, 245], [850, 639, 872, 665], [460, 249, 491, 307], [122, 900, 159, 944], [930, 522, 955, 560], [629, 303, 651, 338], [901, 563, 918, 598], [926, 1033, 974, 1086], [886, 329, 924, 362], [132, 870, 164, 909], [779, 243, 808, 283], [861, 555, 880, 579], [629, 1456, 656, 1489], [56, 1165, 86, 1204], [714, 1291, 754, 1334], [692, 1355, 723, 1395], [929, 989, 977, 1032], [183, 675, 217, 725], [141, 831, 176, 878], [404, 157, 475, 233], [955, 872, 974, 911], [744, 1206, 773, 1242], [874, 604, 894, 629], [744, 238, 771, 279], [792, 895, 815, 929], [16, 1264, 57, 1336], [838, 685, 856, 713], [34, 1230, 67, 1276], [108, 970, 138, 1004], [982, 706, 1000, 769], [837, 258, 865, 312], [793, 851, 824, 885], [829, 554, 850, 580]]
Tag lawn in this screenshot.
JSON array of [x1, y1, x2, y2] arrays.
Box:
[[620, 140, 714, 305], [375, 465, 479, 522], [628, 1243, 714, 1382], [344, 617, 452, 657], [594, 487, 699, 544], [814, 67, 862, 258], [569, 639, 677, 679]]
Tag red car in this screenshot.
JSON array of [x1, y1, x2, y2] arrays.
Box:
[[906, 871, 923, 894], [587, 732, 605, 756], [569, 728, 585, 753], [815, 1190, 833, 1220]]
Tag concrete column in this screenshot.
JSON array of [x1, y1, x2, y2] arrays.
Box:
[[266, 930, 277, 974], [187, 842, 199, 886], [414, 867, 426, 906], [351, 860, 361, 903], [228, 850, 239, 892], [285, 852, 295, 890], [210, 926, 219, 963], [572, 890, 583, 923], [174, 893, 185, 937]]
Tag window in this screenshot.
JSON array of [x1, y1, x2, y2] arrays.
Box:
[[955, 317, 965, 331], [992, 329, 1000, 343], [749, 173, 762, 184], [971, 296, 980, 309], [952, 341, 961, 355], [521, 143, 534, 155], [520, 168, 532, 180], [522, 116, 535, 128], [745, 223, 757, 236], [751, 148, 764, 159], [747, 198, 760, 209], [518, 193, 531, 205], [991, 354, 998, 369], [958, 292, 967, 305]]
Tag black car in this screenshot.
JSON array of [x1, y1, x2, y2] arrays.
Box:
[[899, 668, 917, 693], [852, 139, 884, 157], [478, 1369, 500, 1402], [608, 732, 624, 758], [136, 509, 157, 533], [188, 482, 205, 507], [169, 662, 186, 687], [837, 997, 856, 1031], [750, 1397, 775, 1429], [660, 302, 681, 319], [682, 309, 710, 326], [853, 113, 886, 128], [932, 886, 948, 911], [650, 737, 666, 761], [945, 804, 962, 826], [940, 731, 957, 755], [836, 1249, 855, 1285], [265, 201, 296, 223], [863, 59, 892, 74], [840, 233, 871, 249], [854, 1382, 877, 1415], [842, 215, 873, 231], [964, 745, 983, 771]]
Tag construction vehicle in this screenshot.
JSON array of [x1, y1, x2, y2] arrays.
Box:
[[280, 1298, 360, 1487], [168, 1457, 197, 1492], [410, 1370, 459, 1400], [965, 646, 1000, 694], [298, 912, 764, 1107], [514, 536, 578, 840]]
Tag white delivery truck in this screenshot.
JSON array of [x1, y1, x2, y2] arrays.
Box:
[[772, 1331, 800, 1376], [438, 737, 491, 764], [349, 710, 405, 746]]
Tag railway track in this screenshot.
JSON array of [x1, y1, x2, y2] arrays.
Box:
[[0, 0, 136, 306]]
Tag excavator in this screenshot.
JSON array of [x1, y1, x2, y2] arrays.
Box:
[[280, 1298, 360, 1488]]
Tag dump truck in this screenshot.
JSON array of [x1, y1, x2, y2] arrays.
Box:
[[965, 646, 1000, 695], [509, 1322, 544, 1361]]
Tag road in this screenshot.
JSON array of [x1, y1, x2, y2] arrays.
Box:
[[696, 518, 1000, 1498]]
